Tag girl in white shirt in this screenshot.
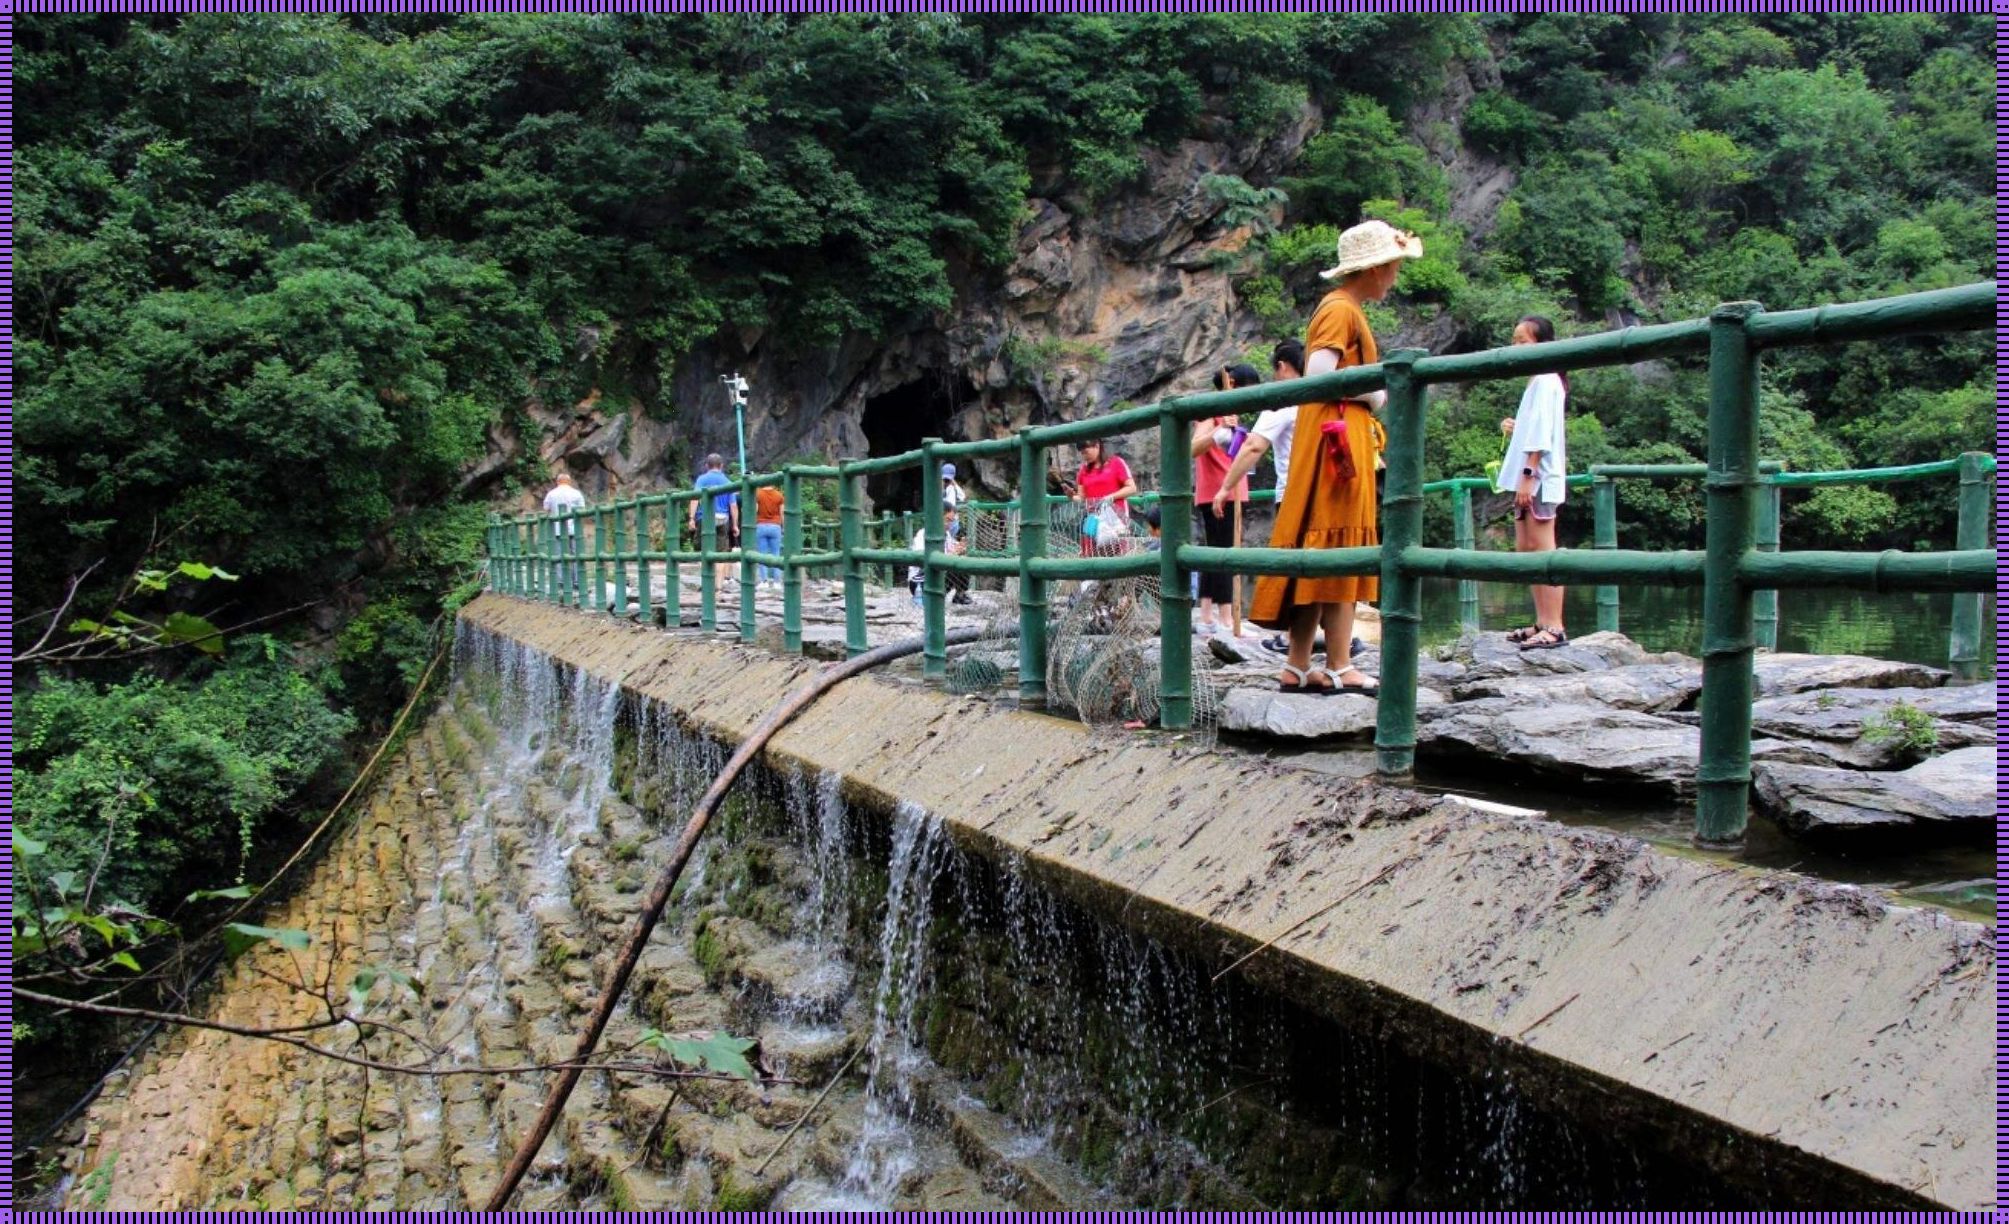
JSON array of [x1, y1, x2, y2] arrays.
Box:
[[1495, 315, 1570, 650]]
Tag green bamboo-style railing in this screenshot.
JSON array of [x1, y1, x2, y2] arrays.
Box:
[[486, 281, 1997, 845]]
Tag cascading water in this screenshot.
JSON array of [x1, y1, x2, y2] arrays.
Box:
[[71, 620, 1817, 1210], [839, 802, 947, 1202]]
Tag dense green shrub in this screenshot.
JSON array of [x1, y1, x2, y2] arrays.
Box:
[[14, 653, 355, 911]]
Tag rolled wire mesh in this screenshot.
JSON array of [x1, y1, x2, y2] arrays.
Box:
[[940, 494, 1218, 746]]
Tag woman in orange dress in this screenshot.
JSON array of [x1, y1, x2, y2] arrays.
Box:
[[1250, 219, 1421, 696]]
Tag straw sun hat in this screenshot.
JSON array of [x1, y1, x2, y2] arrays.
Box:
[[1318, 218, 1425, 281]]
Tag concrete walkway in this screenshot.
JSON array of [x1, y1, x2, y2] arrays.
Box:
[[460, 594, 1996, 1209]]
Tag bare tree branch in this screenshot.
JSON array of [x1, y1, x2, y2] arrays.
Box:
[[15, 987, 793, 1085], [17, 559, 105, 659]]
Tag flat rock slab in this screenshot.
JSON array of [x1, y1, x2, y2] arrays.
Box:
[[1418, 697, 1815, 794], [1752, 652, 1950, 697], [1456, 661, 1702, 713], [1220, 685, 1445, 739], [1431, 629, 1691, 689], [1754, 747, 1997, 833], [1418, 698, 1702, 790], [1741, 686, 1996, 769]]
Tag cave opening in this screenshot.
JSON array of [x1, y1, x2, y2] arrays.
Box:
[[858, 373, 978, 513]]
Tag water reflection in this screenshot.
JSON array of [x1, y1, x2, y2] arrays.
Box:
[[1420, 581, 1995, 676]]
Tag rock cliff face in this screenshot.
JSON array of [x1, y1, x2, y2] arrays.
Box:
[[495, 105, 1324, 514], [489, 65, 1531, 519]]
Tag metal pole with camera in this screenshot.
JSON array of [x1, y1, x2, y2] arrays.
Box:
[[721, 372, 751, 479]]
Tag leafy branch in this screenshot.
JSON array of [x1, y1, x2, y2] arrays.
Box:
[[12, 556, 300, 665]]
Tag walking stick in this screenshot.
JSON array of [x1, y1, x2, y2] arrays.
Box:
[[1230, 499, 1244, 638]]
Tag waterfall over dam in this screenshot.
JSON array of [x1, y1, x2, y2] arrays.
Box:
[[62, 595, 1993, 1209]]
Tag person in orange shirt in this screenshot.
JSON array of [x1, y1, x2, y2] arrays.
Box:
[[1249, 219, 1421, 697], [753, 483, 785, 584]]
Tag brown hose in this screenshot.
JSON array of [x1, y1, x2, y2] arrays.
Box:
[[483, 625, 999, 1210]]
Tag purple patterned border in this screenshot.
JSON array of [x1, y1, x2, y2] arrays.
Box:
[[2, 1, 2002, 10], [0, 5, 1999, 1217], [2, 0, 16, 1212]]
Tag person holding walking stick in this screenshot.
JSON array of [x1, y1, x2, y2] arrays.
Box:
[[1193, 364, 1257, 638]]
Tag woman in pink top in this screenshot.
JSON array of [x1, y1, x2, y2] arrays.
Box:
[[1192, 364, 1257, 634], [1071, 438, 1137, 557]]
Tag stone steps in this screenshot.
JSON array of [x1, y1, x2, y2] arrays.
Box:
[[70, 668, 1075, 1211]]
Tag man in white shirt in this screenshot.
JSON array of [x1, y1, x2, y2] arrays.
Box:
[[542, 471, 589, 599]]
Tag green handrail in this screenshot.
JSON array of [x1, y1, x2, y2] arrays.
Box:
[[483, 280, 1996, 845]]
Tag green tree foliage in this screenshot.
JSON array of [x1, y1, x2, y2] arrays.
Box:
[[1241, 13, 1991, 550], [1283, 96, 1446, 224], [14, 650, 355, 911]]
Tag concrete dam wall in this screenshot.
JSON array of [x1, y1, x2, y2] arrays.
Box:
[[65, 594, 1993, 1209]]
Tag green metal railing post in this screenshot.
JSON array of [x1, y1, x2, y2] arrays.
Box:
[[540, 516, 555, 602], [839, 467, 869, 658], [921, 441, 947, 679], [1753, 478, 1781, 650], [1697, 302, 1764, 846], [636, 498, 654, 626], [558, 512, 574, 602], [739, 477, 757, 643], [534, 512, 550, 598], [887, 512, 904, 590], [536, 516, 551, 602], [698, 493, 718, 632], [1949, 451, 1989, 680], [1593, 477, 1620, 634], [1017, 428, 1050, 707], [1157, 414, 1194, 729], [586, 504, 602, 606], [1374, 350, 1429, 778], [665, 497, 684, 628], [782, 469, 804, 653], [1452, 483, 1479, 633], [610, 501, 628, 615]]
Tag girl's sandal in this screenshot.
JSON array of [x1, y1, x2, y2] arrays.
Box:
[[1278, 664, 1338, 697], [1519, 626, 1568, 651], [1332, 665, 1379, 696], [1505, 624, 1542, 644]]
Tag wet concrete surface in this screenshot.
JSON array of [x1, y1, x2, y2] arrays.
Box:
[[443, 594, 1995, 1209]]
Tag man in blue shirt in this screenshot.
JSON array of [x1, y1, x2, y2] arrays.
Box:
[[689, 453, 740, 587]]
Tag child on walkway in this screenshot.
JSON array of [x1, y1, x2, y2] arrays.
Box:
[[1497, 315, 1570, 650], [909, 508, 972, 606]]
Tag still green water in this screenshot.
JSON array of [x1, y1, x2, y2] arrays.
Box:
[[1418, 580, 1995, 676]]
